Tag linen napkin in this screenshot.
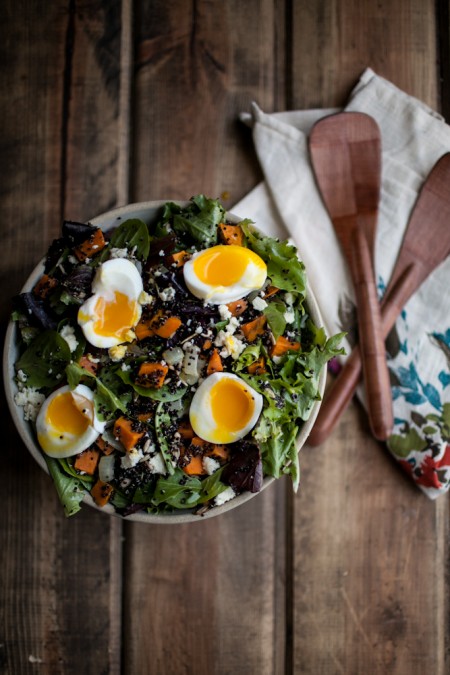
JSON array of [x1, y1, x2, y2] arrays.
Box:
[[232, 68, 450, 499]]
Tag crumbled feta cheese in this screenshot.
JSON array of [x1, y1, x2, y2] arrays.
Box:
[[158, 286, 176, 302], [59, 324, 79, 353], [17, 369, 28, 383], [252, 296, 268, 311], [68, 255, 78, 265], [159, 249, 165, 256], [214, 315, 241, 358], [109, 344, 127, 362], [146, 452, 166, 474], [284, 309, 295, 324], [121, 362, 131, 371], [284, 292, 295, 306], [138, 290, 154, 306], [120, 447, 144, 469], [214, 486, 236, 506], [143, 438, 156, 454], [215, 331, 246, 359], [14, 387, 45, 422], [218, 304, 232, 321], [109, 247, 128, 259], [202, 456, 220, 476]]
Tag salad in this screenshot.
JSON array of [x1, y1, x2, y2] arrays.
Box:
[[11, 195, 343, 517]]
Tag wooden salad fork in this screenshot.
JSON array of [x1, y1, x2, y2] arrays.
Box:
[[309, 112, 393, 440], [308, 152, 450, 446]]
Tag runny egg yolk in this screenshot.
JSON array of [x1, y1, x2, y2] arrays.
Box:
[[192, 245, 265, 287], [92, 291, 139, 341], [45, 391, 90, 437], [210, 378, 255, 442]]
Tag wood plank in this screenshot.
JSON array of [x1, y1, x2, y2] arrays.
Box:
[[290, 0, 438, 110], [0, 2, 128, 672], [131, 0, 279, 206], [290, 1, 448, 673], [64, 0, 129, 220], [123, 1, 288, 673]]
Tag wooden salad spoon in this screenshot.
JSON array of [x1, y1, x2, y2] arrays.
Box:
[[308, 151, 450, 446], [309, 112, 393, 440]]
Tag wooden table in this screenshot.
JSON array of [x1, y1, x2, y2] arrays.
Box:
[[1, 2, 449, 673]]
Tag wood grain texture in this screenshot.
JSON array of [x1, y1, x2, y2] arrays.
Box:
[[131, 0, 278, 206], [298, 405, 448, 675], [291, 0, 449, 672], [123, 486, 287, 675], [290, 0, 438, 110], [309, 111, 393, 440], [0, 2, 125, 673], [310, 151, 450, 445], [64, 0, 126, 220], [1, 1, 449, 674]]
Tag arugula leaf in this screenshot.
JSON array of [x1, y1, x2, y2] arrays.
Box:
[[107, 218, 150, 260], [45, 457, 86, 517], [152, 469, 203, 509], [15, 330, 71, 388], [95, 379, 129, 421], [198, 468, 228, 503], [133, 480, 157, 504], [241, 222, 307, 294], [152, 467, 228, 509]]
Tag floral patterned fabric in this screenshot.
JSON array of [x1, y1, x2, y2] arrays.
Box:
[[235, 69, 450, 498]]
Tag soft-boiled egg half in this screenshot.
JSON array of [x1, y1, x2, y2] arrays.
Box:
[[189, 372, 263, 444], [183, 244, 267, 304], [78, 258, 143, 348], [36, 384, 106, 458]]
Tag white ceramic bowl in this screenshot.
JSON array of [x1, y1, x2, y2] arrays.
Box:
[[3, 201, 326, 523]]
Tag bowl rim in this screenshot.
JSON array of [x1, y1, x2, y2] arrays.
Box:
[[3, 200, 326, 524]]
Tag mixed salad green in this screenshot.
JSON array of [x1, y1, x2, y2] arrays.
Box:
[[11, 195, 344, 517]]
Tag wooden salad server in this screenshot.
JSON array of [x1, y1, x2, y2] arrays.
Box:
[[309, 112, 393, 440], [308, 151, 450, 446]]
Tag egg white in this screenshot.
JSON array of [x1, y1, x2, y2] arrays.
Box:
[[183, 245, 267, 304], [36, 384, 106, 458], [189, 372, 263, 444], [78, 258, 143, 348]]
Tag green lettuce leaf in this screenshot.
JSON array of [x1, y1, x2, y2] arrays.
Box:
[[241, 222, 307, 294], [166, 195, 225, 246], [45, 457, 86, 517], [241, 332, 345, 489]]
